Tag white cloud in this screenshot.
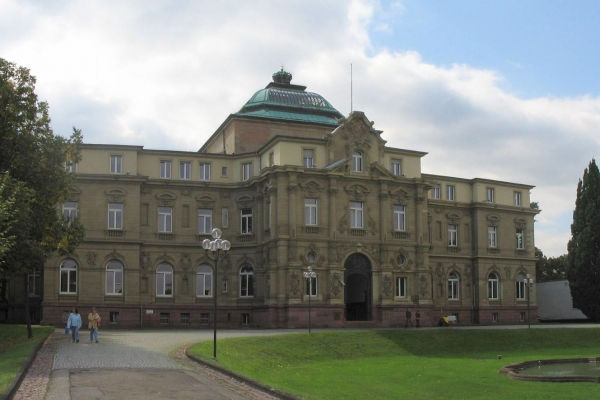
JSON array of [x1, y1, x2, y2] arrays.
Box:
[[1, 0, 597, 256]]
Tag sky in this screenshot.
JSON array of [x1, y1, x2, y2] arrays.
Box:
[[2, 0, 599, 257]]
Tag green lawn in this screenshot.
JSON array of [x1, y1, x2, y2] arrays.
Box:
[[189, 328, 600, 399], [0, 324, 53, 395]]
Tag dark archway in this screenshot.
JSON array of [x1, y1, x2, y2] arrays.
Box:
[[344, 253, 372, 321]]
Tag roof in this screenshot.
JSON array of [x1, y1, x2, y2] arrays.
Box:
[[235, 68, 344, 126]]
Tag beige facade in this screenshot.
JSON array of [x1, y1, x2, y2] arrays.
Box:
[[42, 72, 538, 328]]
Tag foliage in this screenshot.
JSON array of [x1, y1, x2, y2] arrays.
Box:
[[0, 324, 53, 395], [0, 58, 84, 271], [189, 329, 600, 400], [567, 159, 600, 321], [535, 247, 568, 282]]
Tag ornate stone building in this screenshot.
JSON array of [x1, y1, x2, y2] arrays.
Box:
[[42, 69, 538, 328]]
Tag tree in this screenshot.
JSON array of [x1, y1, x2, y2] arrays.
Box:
[[0, 58, 84, 337], [535, 247, 568, 282], [567, 159, 600, 321]]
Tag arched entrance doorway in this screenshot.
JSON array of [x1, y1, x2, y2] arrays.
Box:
[[344, 253, 372, 321]]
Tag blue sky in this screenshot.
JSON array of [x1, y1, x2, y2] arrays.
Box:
[[1, 0, 599, 257], [370, 1, 600, 97]]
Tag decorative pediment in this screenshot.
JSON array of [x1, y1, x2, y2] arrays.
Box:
[[104, 249, 125, 264], [299, 180, 323, 196], [105, 187, 127, 202], [195, 194, 216, 207], [344, 184, 370, 200], [446, 213, 461, 222], [389, 187, 410, 202], [68, 186, 82, 201], [235, 193, 255, 207], [155, 191, 176, 207], [486, 214, 501, 224], [514, 217, 527, 228]]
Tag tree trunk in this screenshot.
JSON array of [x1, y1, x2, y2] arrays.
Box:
[[24, 274, 32, 338]]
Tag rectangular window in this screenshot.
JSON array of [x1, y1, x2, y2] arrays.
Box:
[[221, 207, 229, 228], [391, 159, 402, 176], [352, 151, 363, 172], [486, 187, 495, 202], [197, 209, 213, 234], [60, 264, 77, 294], [221, 166, 228, 176], [396, 277, 407, 298], [199, 163, 211, 181], [199, 313, 210, 324], [488, 226, 497, 248], [305, 275, 318, 296], [268, 152, 274, 167], [514, 191, 522, 206], [520, 311, 526, 322], [242, 162, 252, 181], [448, 277, 459, 300], [492, 312, 499, 322], [160, 160, 171, 179], [516, 279, 526, 300], [196, 270, 213, 297], [180, 313, 190, 325], [304, 198, 318, 226], [106, 264, 123, 295], [241, 313, 250, 325], [516, 228, 524, 249], [108, 203, 123, 230], [393, 205, 406, 231], [62, 202, 78, 222], [350, 201, 364, 229], [109, 311, 120, 323], [110, 155, 122, 174], [447, 185, 456, 201], [180, 161, 191, 180], [27, 271, 41, 297], [432, 185, 441, 200], [448, 224, 458, 247], [303, 149, 315, 168], [160, 313, 170, 324], [158, 207, 173, 233], [241, 208, 253, 234], [66, 161, 77, 173]]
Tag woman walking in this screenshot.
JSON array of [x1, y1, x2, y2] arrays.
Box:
[[88, 307, 101, 343], [67, 308, 82, 343]]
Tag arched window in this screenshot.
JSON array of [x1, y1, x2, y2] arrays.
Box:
[[488, 272, 499, 300], [106, 260, 123, 295], [515, 273, 526, 300], [60, 259, 78, 294], [156, 263, 173, 296], [448, 272, 459, 300], [196, 264, 213, 297], [240, 265, 254, 297], [352, 151, 363, 172]]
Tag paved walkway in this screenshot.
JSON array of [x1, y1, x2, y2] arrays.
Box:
[[15, 329, 303, 400]]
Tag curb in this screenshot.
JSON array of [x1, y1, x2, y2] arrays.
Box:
[[185, 349, 300, 400], [1, 329, 53, 400]]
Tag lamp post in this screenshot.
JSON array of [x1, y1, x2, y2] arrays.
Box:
[[303, 266, 316, 334], [202, 228, 231, 359], [525, 273, 534, 329]]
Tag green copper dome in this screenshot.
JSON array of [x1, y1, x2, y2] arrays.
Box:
[[235, 69, 343, 126]]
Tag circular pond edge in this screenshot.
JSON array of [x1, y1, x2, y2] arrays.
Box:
[[500, 357, 600, 383]]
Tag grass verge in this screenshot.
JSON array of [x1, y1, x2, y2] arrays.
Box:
[[188, 328, 600, 400], [0, 324, 53, 396]]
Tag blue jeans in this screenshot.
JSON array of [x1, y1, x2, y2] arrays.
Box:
[[90, 328, 99, 342], [70, 326, 80, 342]]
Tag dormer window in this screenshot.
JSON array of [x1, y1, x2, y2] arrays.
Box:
[[352, 151, 363, 172]]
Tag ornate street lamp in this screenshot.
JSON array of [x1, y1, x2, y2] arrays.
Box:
[[525, 274, 534, 329], [202, 228, 231, 359], [303, 265, 317, 334]]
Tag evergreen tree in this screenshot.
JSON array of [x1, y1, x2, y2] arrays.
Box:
[[567, 159, 600, 321]]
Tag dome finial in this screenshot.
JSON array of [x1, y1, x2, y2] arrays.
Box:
[[272, 67, 292, 85]]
